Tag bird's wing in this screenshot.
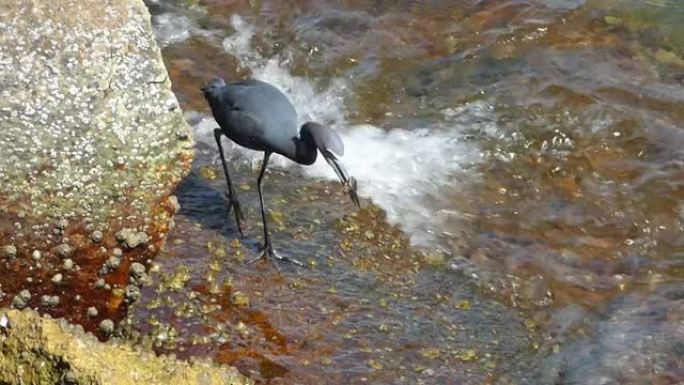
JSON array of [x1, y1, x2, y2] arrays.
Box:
[[221, 81, 277, 116], [212, 80, 299, 155], [216, 106, 267, 151]]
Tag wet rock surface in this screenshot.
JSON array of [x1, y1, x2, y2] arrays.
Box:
[[145, 0, 684, 383], [0, 0, 192, 333], [0, 308, 251, 385], [122, 148, 534, 384], [0, 0, 681, 384]]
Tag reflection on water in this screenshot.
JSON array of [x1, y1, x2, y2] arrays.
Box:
[[140, 0, 684, 383]]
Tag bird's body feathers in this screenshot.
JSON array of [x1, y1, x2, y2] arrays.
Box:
[[205, 79, 299, 158], [202, 76, 361, 246]]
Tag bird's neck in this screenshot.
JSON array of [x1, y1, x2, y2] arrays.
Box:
[[205, 93, 223, 118], [203, 87, 228, 122], [293, 133, 317, 165]]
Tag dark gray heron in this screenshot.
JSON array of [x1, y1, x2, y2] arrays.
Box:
[[202, 78, 360, 267]]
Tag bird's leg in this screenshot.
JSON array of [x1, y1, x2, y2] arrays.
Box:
[[247, 151, 304, 269], [214, 129, 245, 237]]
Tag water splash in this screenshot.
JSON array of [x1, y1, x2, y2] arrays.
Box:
[[148, 2, 214, 47], [195, 15, 485, 246], [222, 14, 348, 126], [642, 0, 684, 10], [303, 125, 481, 245]]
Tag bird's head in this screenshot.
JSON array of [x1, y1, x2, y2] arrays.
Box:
[[301, 122, 360, 208], [201, 77, 226, 98]]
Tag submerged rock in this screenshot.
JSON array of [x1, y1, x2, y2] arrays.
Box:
[[230, 291, 250, 307], [0, 308, 251, 385]]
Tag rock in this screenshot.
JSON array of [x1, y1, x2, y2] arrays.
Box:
[[100, 255, 122, 275], [230, 291, 250, 307], [168, 195, 181, 213], [125, 285, 141, 303], [0, 0, 193, 319], [55, 244, 73, 258], [51, 274, 63, 284], [0, 308, 250, 385], [12, 290, 31, 309], [63, 370, 78, 384], [87, 307, 98, 318], [116, 229, 150, 249], [41, 295, 60, 307], [2, 245, 16, 259], [63, 258, 74, 271], [91, 230, 104, 243], [94, 278, 106, 289], [604, 15, 623, 26], [56, 219, 69, 230], [112, 248, 123, 258], [520, 275, 549, 304], [107, 256, 121, 270], [31, 250, 42, 261], [98, 319, 115, 335], [0, 0, 193, 227], [129, 262, 148, 285]]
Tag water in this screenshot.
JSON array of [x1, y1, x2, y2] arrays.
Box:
[[139, 0, 684, 383]]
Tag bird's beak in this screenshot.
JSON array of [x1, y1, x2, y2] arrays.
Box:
[[322, 151, 360, 208]]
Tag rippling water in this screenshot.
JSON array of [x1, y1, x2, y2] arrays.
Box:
[[137, 0, 684, 383]]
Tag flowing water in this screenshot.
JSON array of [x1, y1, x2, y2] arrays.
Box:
[[130, 0, 684, 383]]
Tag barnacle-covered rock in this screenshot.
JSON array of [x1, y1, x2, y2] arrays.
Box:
[[0, 0, 193, 328]]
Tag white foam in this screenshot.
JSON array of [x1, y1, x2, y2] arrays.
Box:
[[150, 6, 216, 48], [222, 15, 348, 126], [303, 125, 481, 245], [200, 15, 488, 246], [152, 14, 195, 47]]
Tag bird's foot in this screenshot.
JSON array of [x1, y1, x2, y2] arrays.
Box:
[[248, 245, 304, 271]]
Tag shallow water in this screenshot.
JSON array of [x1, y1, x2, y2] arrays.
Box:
[[136, 0, 684, 383]]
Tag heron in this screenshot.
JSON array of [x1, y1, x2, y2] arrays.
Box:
[[202, 77, 360, 267]]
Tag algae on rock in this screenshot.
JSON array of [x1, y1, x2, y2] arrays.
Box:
[[0, 308, 252, 385]]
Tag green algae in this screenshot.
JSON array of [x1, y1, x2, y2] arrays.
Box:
[[0, 308, 251, 385]]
